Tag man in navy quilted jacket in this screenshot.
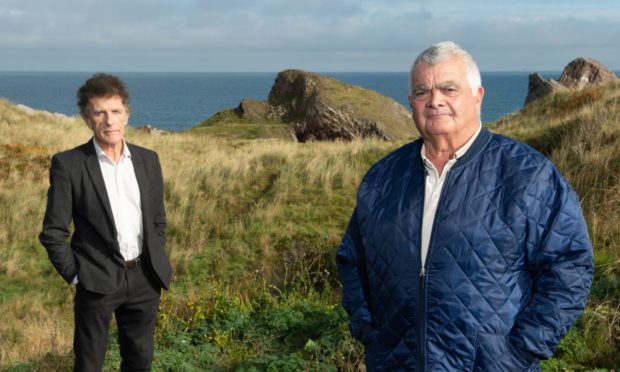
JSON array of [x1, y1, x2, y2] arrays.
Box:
[[336, 41, 593, 371]]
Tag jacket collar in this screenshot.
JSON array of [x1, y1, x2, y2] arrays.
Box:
[[129, 145, 152, 221], [448, 128, 492, 169]]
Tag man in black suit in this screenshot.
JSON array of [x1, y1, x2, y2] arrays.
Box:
[[40, 73, 172, 371]]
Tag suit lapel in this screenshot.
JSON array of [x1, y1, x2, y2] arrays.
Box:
[[130, 144, 152, 220], [84, 140, 117, 238]]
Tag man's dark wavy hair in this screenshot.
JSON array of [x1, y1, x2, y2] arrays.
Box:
[[77, 73, 130, 117]]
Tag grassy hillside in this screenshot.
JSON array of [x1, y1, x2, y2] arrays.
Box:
[[1, 78, 619, 370]]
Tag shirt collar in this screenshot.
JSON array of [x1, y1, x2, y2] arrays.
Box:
[[421, 123, 482, 165], [92, 138, 131, 161]]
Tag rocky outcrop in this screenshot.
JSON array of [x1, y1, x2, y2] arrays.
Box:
[[200, 69, 416, 142], [235, 98, 283, 122], [289, 104, 387, 142], [525, 58, 618, 106], [524, 73, 567, 106], [559, 58, 618, 88], [268, 70, 415, 141]]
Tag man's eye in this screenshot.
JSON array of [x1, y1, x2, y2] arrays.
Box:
[[413, 90, 429, 100], [441, 87, 459, 96]]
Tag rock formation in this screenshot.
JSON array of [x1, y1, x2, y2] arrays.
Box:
[[524, 58, 618, 106], [523, 73, 567, 106], [200, 69, 416, 142], [235, 98, 279, 122], [559, 58, 618, 88]]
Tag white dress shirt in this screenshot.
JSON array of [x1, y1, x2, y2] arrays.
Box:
[[93, 139, 143, 262], [420, 125, 482, 269]]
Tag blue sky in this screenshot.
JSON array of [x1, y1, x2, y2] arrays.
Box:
[[1, 0, 619, 72]]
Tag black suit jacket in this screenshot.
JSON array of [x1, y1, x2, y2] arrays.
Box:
[[40, 140, 172, 294]]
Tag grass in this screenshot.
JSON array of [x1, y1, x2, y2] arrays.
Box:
[[1, 77, 620, 370], [156, 134, 396, 292], [191, 122, 293, 140]]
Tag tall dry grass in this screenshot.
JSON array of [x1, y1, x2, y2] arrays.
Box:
[[0, 100, 90, 366], [146, 132, 397, 295]]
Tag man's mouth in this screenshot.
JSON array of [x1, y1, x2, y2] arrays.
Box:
[[426, 111, 450, 117]]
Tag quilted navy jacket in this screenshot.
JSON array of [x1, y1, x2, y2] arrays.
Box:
[[336, 129, 593, 371]]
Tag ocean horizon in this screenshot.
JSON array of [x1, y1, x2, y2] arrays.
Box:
[[0, 71, 566, 132]]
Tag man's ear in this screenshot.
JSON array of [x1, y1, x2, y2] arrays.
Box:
[[476, 86, 485, 104], [81, 114, 93, 130]]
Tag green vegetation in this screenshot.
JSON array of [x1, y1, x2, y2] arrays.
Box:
[[1, 78, 620, 370], [192, 122, 293, 141]]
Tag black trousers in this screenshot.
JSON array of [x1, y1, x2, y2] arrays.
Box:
[[73, 264, 161, 372]]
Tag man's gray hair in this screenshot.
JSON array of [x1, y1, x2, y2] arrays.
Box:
[[409, 41, 481, 95]]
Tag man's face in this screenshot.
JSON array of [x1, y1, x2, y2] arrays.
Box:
[[85, 95, 129, 150], [409, 56, 484, 140]]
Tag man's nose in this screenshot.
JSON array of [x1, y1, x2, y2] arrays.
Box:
[[105, 112, 115, 125], [426, 89, 444, 107]]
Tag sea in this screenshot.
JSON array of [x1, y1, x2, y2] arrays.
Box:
[[0, 71, 563, 132]]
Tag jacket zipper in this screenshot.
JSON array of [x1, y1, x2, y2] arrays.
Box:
[[417, 168, 453, 372], [418, 266, 426, 372]]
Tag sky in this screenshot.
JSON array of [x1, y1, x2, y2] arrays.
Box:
[[1, 0, 619, 72]]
